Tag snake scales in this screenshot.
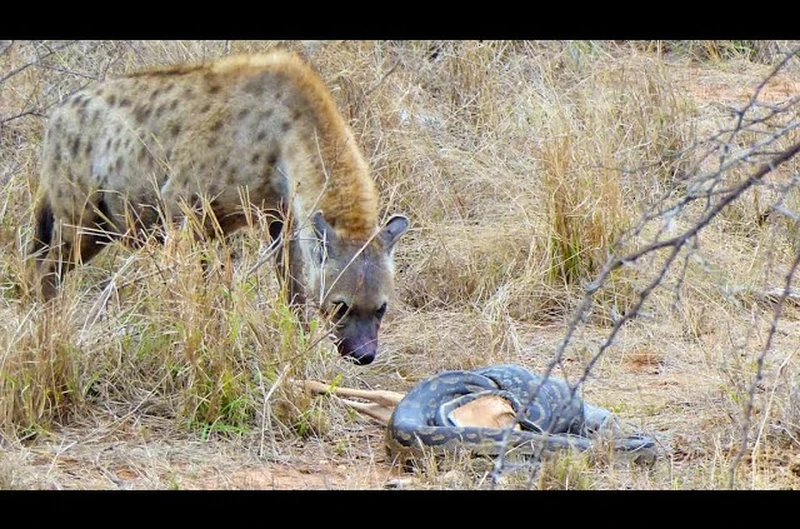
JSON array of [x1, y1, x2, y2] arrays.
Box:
[[386, 364, 657, 465]]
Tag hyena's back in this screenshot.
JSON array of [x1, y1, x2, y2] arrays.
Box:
[[38, 50, 378, 244]]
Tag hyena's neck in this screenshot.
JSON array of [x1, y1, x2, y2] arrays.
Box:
[[222, 53, 379, 242], [283, 123, 379, 242]]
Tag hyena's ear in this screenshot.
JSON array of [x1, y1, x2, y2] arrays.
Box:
[[311, 211, 339, 262], [378, 214, 410, 256]]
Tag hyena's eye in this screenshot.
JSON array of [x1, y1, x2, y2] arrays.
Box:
[[376, 303, 387, 319], [333, 302, 350, 322]]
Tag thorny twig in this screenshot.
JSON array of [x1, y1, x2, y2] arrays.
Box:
[[728, 237, 800, 487], [364, 59, 400, 96], [1, 41, 126, 125], [488, 46, 800, 487], [0, 40, 77, 85]]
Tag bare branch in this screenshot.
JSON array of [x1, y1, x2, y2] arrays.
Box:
[[364, 59, 400, 96], [490, 45, 800, 482], [0, 40, 76, 85], [728, 236, 800, 487]]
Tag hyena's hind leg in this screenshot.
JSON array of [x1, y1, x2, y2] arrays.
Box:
[[28, 194, 117, 301]]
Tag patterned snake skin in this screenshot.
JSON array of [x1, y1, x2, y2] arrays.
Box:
[[386, 364, 657, 465]]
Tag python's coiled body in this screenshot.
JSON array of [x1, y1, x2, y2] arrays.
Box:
[[386, 364, 656, 464]]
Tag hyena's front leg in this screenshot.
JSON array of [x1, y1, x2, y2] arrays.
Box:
[[269, 219, 306, 307], [159, 179, 256, 286]]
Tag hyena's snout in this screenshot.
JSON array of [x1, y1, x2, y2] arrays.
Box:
[[334, 318, 380, 366]]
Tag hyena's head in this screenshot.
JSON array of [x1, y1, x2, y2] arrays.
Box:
[[309, 211, 409, 366]]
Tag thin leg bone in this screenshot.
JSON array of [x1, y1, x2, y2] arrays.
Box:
[[338, 399, 395, 425], [296, 379, 405, 408]]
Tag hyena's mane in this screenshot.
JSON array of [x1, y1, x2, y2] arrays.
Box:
[[215, 51, 380, 241]]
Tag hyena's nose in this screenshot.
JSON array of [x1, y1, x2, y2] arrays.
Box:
[[337, 339, 376, 366], [346, 352, 375, 366]]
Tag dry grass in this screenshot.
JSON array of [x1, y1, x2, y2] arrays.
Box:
[[1, 39, 800, 489]]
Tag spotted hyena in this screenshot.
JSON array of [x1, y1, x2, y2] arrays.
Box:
[[29, 50, 410, 366]]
